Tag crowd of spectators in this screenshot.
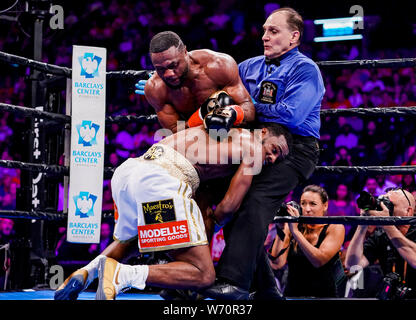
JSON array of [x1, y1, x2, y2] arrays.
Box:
[[0, 0, 415, 290]]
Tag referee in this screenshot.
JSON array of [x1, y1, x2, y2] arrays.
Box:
[[203, 7, 325, 300]]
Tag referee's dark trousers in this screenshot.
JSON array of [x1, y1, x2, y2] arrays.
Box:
[[216, 134, 320, 291]]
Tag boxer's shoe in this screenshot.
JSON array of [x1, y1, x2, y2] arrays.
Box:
[[54, 269, 89, 300], [96, 257, 124, 300], [96, 257, 148, 300]]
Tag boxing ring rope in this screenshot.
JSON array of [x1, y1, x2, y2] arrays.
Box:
[[2, 50, 416, 75], [0, 50, 415, 226], [2, 158, 416, 178], [0, 51, 151, 79], [3, 101, 416, 123], [273, 215, 416, 226], [0, 102, 158, 125], [316, 58, 416, 69]]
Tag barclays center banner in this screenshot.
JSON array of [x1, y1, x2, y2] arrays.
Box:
[[67, 45, 106, 243]]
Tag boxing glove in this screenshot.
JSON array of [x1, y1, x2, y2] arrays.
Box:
[[203, 105, 244, 132], [188, 91, 236, 127]]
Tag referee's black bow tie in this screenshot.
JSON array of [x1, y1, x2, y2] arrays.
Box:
[[265, 57, 280, 66]]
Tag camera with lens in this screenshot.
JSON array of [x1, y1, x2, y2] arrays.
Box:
[[276, 201, 302, 217], [377, 272, 412, 300], [356, 191, 394, 215], [274, 201, 303, 240]]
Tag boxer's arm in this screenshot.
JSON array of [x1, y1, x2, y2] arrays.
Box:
[[144, 78, 184, 133], [213, 162, 254, 226], [154, 103, 183, 133], [207, 53, 255, 124]]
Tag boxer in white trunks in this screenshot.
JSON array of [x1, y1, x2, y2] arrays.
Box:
[[55, 123, 291, 300]]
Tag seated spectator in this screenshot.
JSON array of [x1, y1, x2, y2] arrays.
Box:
[[324, 79, 335, 102], [205, 9, 231, 31], [388, 174, 403, 188], [357, 121, 388, 165], [401, 174, 416, 193], [1, 194, 15, 210], [335, 69, 352, 89], [331, 146, 353, 166], [362, 71, 385, 93], [108, 152, 121, 168], [332, 88, 353, 109], [0, 151, 20, 180], [0, 218, 14, 242], [334, 124, 358, 150], [360, 92, 374, 108], [114, 123, 135, 159], [268, 185, 346, 298], [362, 177, 380, 197], [320, 95, 332, 109], [375, 174, 398, 194], [402, 145, 416, 166], [0, 114, 12, 142], [380, 92, 396, 107], [397, 92, 416, 107], [369, 88, 384, 107], [348, 86, 364, 108], [328, 183, 359, 241], [133, 124, 154, 150], [0, 178, 18, 210], [346, 69, 369, 90], [106, 123, 120, 145]]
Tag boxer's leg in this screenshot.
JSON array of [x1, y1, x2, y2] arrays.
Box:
[[96, 244, 215, 300], [54, 240, 135, 300]]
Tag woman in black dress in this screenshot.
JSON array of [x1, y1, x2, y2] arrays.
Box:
[[269, 185, 346, 298]]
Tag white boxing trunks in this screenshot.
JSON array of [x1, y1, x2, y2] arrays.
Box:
[[111, 143, 207, 253]]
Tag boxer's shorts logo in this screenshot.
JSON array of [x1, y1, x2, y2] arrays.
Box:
[[76, 120, 100, 147], [143, 145, 164, 160], [78, 53, 102, 78], [142, 199, 176, 224], [73, 191, 97, 218]]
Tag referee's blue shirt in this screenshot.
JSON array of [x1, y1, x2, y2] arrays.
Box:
[[239, 47, 325, 139]]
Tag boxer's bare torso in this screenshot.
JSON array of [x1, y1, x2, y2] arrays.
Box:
[[145, 49, 255, 132], [159, 126, 257, 182]]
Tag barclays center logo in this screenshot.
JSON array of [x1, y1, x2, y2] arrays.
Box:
[[73, 191, 97, 218], [76, 120, 100, 147], [79, 52, 102, 78]]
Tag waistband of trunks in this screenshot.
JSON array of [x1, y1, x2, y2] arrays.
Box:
[[136, 143, 200, 193]]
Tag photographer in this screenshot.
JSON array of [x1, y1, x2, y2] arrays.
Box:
[[269, 185, 346, 297], [345, 188, 416, 299]]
